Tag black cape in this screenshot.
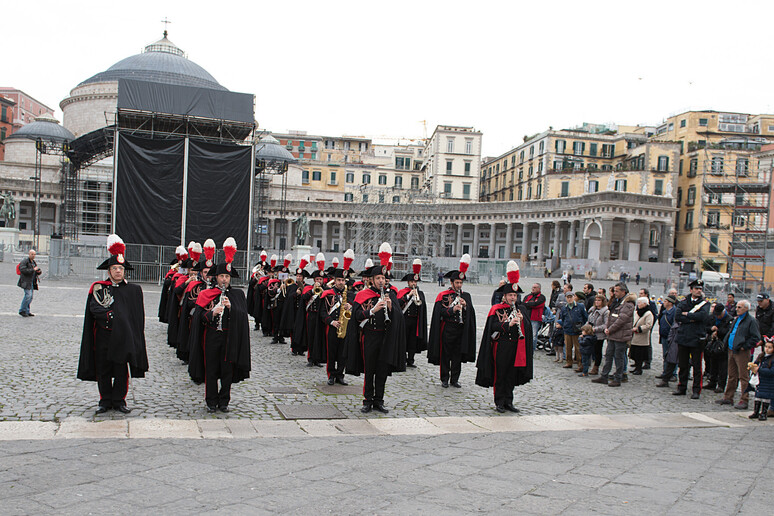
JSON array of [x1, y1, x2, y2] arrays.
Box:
[[176, 279, 206, 362], [428, 290, 477, 365], [397, 287, 428, 353], [77, 281, 149, 381], [158, 271, 175, 322], [475, 303, 533, 388], [188, 287, 252, 384], [345, 288, 407, 376]]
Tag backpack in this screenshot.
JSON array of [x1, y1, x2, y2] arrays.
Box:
[[16, 262, 21, 275]]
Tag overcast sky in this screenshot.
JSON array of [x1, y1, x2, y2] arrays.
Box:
[[5, 0, 774, 156]]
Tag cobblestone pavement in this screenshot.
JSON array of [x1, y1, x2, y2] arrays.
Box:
[[1, 425, 771, 515], [0, 263, 739, 422]]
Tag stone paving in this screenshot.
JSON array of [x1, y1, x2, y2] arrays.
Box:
[[0, 263, 743, 421]]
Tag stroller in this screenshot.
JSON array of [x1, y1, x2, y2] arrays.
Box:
[[535, 306, 555, 351]]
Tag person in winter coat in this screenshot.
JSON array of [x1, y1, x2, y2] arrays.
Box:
[[703, 303, 733, 392], [17, 249, 42, 317], [557, 291, 588, 370], [592, 284, 635, 387], [747, 338, 774, 420], [586, 295, 609, 375], [630, 297, 654, 375], [673, 279, 711, 399], [717, 299, 761, 410], [656, 295, 678, 386]]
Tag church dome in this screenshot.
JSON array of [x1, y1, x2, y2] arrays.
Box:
[[77, 32, 226, 91], [7, 114, 75, 143]]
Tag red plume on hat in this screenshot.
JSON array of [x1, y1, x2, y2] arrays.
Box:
[[316, 252, 325, 271], [332, 257, 340, 268], [107, 234, 125, 257], [343, 249, 354, 271], [176, 245, 188, 261], [187, 241, 196, 256], [189, 242, 202, 262], [223, 237, 237, 264], [270, 254, 278, 268], [459, 253, 471, 273], [412, 258, 422, 275], [260, 250, 267, 261], [378, 242, 392, 267], [506, 260, 520, 284], [388, 257, 393, 271], [298, 254, 309, 270], [203, 239, 216, 265], [283, 253, 292, 268]]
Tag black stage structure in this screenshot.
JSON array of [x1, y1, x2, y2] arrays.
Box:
[[66, 79, 295, 279]]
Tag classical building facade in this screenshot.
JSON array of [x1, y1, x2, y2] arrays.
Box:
[[0, 88, 54, 133], [421, 125, 482, 201]]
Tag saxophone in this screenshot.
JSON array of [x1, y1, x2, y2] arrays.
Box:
[[336, 286, 351, 338]]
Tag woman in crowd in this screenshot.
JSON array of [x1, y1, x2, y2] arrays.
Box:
[[586, 294, 609, 375]]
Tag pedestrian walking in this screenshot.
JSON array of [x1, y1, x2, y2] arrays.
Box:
[[17, 249, 41, 317]]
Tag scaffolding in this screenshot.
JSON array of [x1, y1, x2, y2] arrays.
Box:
[[699, 140, 770, 295]]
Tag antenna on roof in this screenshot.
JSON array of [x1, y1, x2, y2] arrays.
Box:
[[161, 17, 172, 37]]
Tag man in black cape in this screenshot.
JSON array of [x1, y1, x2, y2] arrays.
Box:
[[397, 259, 428, 368], [301, 268, 327, 367], [475, 268, 533, 413], [159, 245, 187, 323], [320, 268, 353, 385], [78, 234, 148, 415], [166, 254, 196, 349], [346, 263, 406, 413], [246, 250, 268, 330], [428, 255, 476, 388], [176, 244, 213, 364], [281, 259, 310, 355], [187, 238, 251, 412]]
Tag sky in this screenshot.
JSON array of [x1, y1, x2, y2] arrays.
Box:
[[4, 0, 774, 157]]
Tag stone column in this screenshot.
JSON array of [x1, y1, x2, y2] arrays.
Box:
[[536, 222, 546, 263], [423, 223, 430, 256], [321, 219, 328, 253], [639, 222, 650, 261], [552, 222, 560, 262], [599, 219, 614, 262], [472, 223, 480, 258], [488, 223, 496, 258], [621, 220, 631, 260], [455, 223, 463, 256], [659, 223, 672, 263], [356, 221, 363, 253], [504, 222, 513, 260], [440, 223, 447, 257], [567, 220, 576, 259], [406, 222, 414, 255], [580, 219, 589, 259], [521, 223, 531, 261]]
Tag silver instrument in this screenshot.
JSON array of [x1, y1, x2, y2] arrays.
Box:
[[449, 289, 464, 323], [92, 283, 114, 309], [215, 285, 227, 331], [381, 286, 391, 325], [402, 288, 422, 314], [491, 305, 519, 340]]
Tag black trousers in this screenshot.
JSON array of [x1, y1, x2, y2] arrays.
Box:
[[362, 331, 388, 404], [493, 339, 517, 407], [593, 338, 605, 367], [95, 327, 129, 408], [204, 329, 233, 408], [325, 327, 346, 379], [707, 351, 728, 388], [630, 346, 649, 371], [440, 324, 463, 383], [405, 316, 419, 364], [677, 344, 703, 394]]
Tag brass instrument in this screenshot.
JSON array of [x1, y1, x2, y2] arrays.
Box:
[[92, 283, 114, 309], [281, 277, 294, 296], [381, 286, 391, 325], [413, 287, 422, 306], [449, 288, 464, 323], [336, 286, 351, 338], [171, 263, 180, 271], [215, 285, 227, 331], [491, 304, 519, 340], [307, 284, 324, 311]]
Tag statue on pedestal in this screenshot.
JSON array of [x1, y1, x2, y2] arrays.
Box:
[[293, 213, 309, 245], [0, 193, 16, 228]]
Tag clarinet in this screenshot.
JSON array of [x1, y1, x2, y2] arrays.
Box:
[[215, 285, 227, 331], [381, 286, 391, 325]]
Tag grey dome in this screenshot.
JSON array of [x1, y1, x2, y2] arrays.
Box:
[[78, 34, 226, 91], [256, 135, 297, 163], [7, 115, 75, 143]]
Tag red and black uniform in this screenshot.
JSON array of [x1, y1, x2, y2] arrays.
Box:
[[280, 281, 305, 355], [397, 287, 428, 366], [158, 266, 178, 322], [78, 280, 148, 410], [476, 303, 533, 409], [256, 276, 271, 336], [321, 287, 348, 381], [166, 273, 190, 348], [301, 285, 326, 365], [266, 279, 285, 343], [176, 277, 206, 363], [428, 289, 477, 385]]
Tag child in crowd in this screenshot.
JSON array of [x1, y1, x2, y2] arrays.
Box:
[[578, 324, 597, 377], [748, 338, 774, 421]]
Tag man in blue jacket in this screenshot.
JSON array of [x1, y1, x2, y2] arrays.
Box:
[[716, 299, 760, 410], [557, 291, 588, 371]]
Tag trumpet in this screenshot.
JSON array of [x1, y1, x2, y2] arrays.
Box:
[[307, 284, 324, 311], [412, 287, 422, 306], [449, 288, 464, 323], [281, 277, 294, 296]]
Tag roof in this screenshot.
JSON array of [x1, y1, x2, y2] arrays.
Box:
[[78, 33, 226, 91], [6, 115, 75, 142]]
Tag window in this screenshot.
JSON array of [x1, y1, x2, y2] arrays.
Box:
[[685, 210, 694, 229], [734, 214, 746, 227], [538, 161, 543, 174], [395, 157, 411, 170], [677, 187, 682, 207], [589, 143, 597, 156], [680, 119, 686, 128], [526, 185, 532, 200], [344, 141, 351, 151], [735, 192, 745, 205], [363, 193, 369, 202], [463, 183, 471, 199], [312, 170, 322, 181], [588, 180, 599, 193], [560, 181, 569, 197], [446, 138, 454, 153], [539, 141, 544, 154], [464, 161, 471, 175], [711, 157, 724, 175], [329, 171, 337, 184], [446, 161, 453, 174], [325, 140, 335, 149], [572, 141, 585, 155], [410, 176, 419, 189], [601, 144, 613, 158], [536, 183, 542, 199], [688, 159, 698, 177], [736, 158, 749, 176], [394, 175, 403, 188], [465, 140, 472, 154], [679, 160, 683, 176], [378, 193, 384, 203], [555, 140, 566, 153], [699, 118, 708, 127], [518, 187, 523, 200], [519, 150, 525, 163], [359, 142, 367, 152], [654, 179, 663, 195], [686, 185, 696, 206], [709, 234, 719, 253], [650, 229, 659, 247], [443, 182, 452, 195], [707, 211, 720, 228], [615, 179, 627, 192], [344, 193, 354, 202], [345, 172, 354, 183], [378, 174, 387, 185], [392, 196, 400, 203], [657, 156, 669, 172], [553, 160, 562, 171], [0, 127, 5, 141], [302, 170, 310, 183], [362, 173, 371, 184]]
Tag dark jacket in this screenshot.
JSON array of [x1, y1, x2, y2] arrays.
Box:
[[753, 353, 774, 400], [723, 312, 761, 353], [557, 302, 588, 336], [606, 293, 635, 342], [549, 289, 560, 309], [523, 292, 546, 322], [755, 302, 774, 338], [17, 256, 40, 290], [658, 305, 676, 340], [675, 296, 710, 348], [708, 311, 733, 342]]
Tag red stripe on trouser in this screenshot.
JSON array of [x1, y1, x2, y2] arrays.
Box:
[[439, 321, 445, 379], [124, 364, 129, 401], [361, 335, 366, 397], [493, 340, 498, 400], [203, 327, 207, 402], [325, 328, 331, 378]]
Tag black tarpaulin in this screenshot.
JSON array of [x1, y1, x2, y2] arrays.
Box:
[[185, 140, 251, 249], [117, 79, 254, 124], [115, 133, 185, 245]]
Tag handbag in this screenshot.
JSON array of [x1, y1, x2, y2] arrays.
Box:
[[705, 336, 726, 355], [748, 372, 759, 388]]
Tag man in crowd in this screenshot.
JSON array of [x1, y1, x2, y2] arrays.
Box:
[[755, 293, 774, 344], [716, 299, 760, 410], [18, 248, 42, 317], [673, 279, 710, 399], [593, 282, 634, 387], [639, 288, 658, 370], [320, 268, 352, 385], [582, 283, 596, 311], [655, 295, 678, 387], [704, 303, 732, 393], [397, 259, 428, 368], [557, 291, 587, 370], [522, 282, 546, 351], [77, 234, 148, 415]]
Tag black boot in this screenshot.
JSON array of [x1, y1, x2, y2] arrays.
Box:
[[760, 402, 769, 421]]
